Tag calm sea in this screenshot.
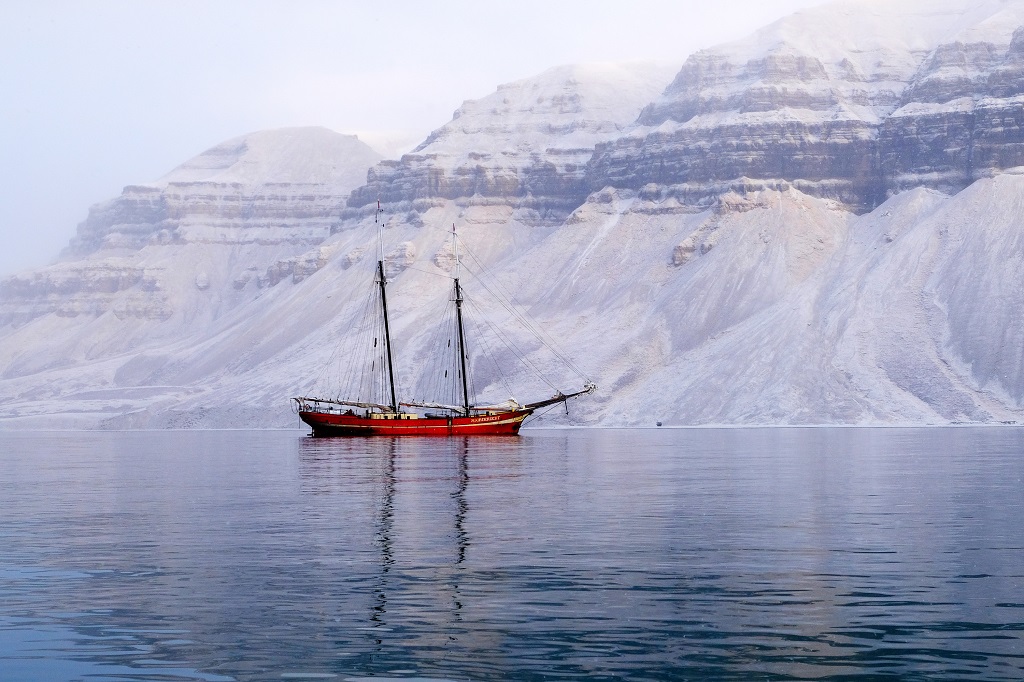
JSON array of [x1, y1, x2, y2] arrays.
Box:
[[1, 427, 1022, 681]]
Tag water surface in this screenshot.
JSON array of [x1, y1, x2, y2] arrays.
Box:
[[1, 427, 1022, 680]]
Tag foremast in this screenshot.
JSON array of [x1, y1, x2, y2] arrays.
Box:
[[442, 222, 596, 418]]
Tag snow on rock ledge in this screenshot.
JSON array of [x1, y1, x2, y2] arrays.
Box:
[[67, 127, 382, 256], [0, 128, 382, 332], [346, 63, 676, 223], [589, 0, 1024, 213]]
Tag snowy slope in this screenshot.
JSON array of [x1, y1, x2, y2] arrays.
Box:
[[0, 128, 381, 379], [6, 177, 1024, 429]]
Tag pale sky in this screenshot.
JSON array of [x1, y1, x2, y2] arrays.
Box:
[[0, 0, 834, 276]]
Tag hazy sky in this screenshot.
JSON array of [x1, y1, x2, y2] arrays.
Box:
[[0, 0, 834, 276]]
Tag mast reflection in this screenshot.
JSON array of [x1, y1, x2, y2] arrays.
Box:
[[371, 438, 397, 641], [452, 438, 470, 617], [295, 434, 528, 658]]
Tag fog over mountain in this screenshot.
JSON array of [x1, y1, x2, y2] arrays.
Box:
[[3, 0, 1024, 428]]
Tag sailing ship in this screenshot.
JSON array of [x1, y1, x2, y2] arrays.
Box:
[[292, 205, 595, 437]]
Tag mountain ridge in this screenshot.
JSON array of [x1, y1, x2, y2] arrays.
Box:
[[591, 0, 1024, 212], [3, 0, 1024, 428]]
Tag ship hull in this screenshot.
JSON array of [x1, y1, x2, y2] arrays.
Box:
[[298, 409, 532, 437]]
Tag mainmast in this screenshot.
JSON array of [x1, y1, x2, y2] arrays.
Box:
[[376, 201, 398, 413], [452, 224, 471, 415]]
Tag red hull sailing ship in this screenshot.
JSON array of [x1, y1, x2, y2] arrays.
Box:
[[293, 206, 594, 437]]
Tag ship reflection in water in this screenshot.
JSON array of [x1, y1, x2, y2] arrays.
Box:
[[1, 427, 1023, 680], [296, 435, 511, 662]]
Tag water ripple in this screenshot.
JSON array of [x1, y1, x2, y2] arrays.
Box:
[[1, 427, 1023, 680]]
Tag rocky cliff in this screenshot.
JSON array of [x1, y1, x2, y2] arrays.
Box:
[[588, 0, 1024, 212], [881, 26, 1024, 194], [0, 128, 381, 378], [346, 63, 676, 224], [67, 127, 381, 255]]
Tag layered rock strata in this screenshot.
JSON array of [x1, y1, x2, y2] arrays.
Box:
[[588, 0, 1024, 212], [881, 27, 1024, 193], [0, 128, 382, 328], [68, 127, 381, 255], [0, 261, 170, 325], [346, 63, 676, 223]]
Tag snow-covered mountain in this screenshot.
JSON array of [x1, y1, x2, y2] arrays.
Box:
[[68, 127, 381, 257], [3, 0, 1024, 429], [0, 128, 381, 379], [590, 0, 1024, 210], [348, 62, 677, 222]]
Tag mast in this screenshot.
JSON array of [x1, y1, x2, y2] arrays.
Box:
[[376, 201, 398, 413], [452, 224, 471, 415]]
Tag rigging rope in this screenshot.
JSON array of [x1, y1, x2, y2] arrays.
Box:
[[466, 303, 516, 400], [307, 221, 591, 410], [463, 295, 558, 393], [455, 236, 592, 384]]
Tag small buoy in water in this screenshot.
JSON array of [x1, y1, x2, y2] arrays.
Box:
[[656, 421, 663, 427]]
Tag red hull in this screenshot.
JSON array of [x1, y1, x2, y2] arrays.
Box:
[[298, 408, 531, 437]]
